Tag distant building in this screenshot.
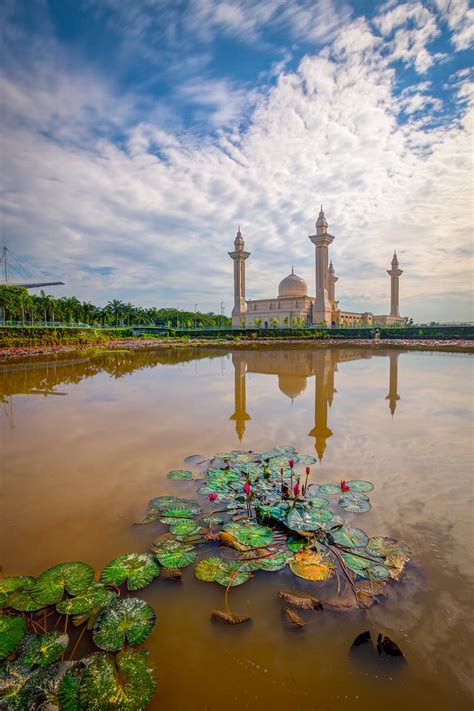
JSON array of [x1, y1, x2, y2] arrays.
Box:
[[229, 207, 405, 328]]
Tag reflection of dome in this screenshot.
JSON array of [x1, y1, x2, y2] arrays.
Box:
[[278, 271, 307, 298], [278, 374, 307, 400]]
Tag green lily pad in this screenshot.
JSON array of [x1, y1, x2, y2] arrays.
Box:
[[286, 535, 307, 553], [341, 551, 373, 573], [331, 527, 369, 548], [256, 550, 290, 572], [152, 540, 198, 569], [222, 522, 274, 547], [215, 562, 252, 588], [318, 484, 341, 495], [17, 632, 68, 668], [33, 562, 95, 606], [56, 584, 116, 615], [167, 469, 193, 480], [356, 564, 390, 581], [148, 496, 201, 515], [79, 650, 155, 710], [0, 577, 36, 610], [286, 507, 332, 533], [367, 536, 411, 559], [0, 615, 27, 660], [201, 515, 224, 525], [7, 578, 44, 612], [298, 455, 317, 465], [168, 520, 201, 537], [338, 492, 371, 514], [0, 663, 31, 708], [194, 557, 227, 582], [93, 598, 156, 651], [58, 663, 84, 710], [308, 497, 329, 509], [346, 480, 374, 493], [100, 553, 160, 591]]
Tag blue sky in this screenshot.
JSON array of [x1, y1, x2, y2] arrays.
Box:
[[1, 0, 473, 321]]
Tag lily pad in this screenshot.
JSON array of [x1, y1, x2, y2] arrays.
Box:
[[222, 522, 274, 548], [215, 562, 252, 587], [341, 551, 373, 573], [289, 550, 335, 581], [194, 557, 227, 582], [79, 650, 155, 710], [356, 564, 390, 581], [7, 578, 44, 613], [308, 497, 329, 509], [331, 527, 369, 548], [58, 663, 84, 710], [0, 615, 27, 660], [168, 520, 201, 537], [286, 535, 307, 553], [0, 577, 36, 610], [318, 484, 341, 495], [201, 515, 224, 526], [33, 562, 95, 606], [100, 553, 160, 591], [298, 455, 317, 465], [16, 632, 68, 668], [167, 469, 192, 480], [256, 550, 289, 572], [56, 584, 116, 615], [152, 540, 198, 569], [93, 598, 156, 651], [346, 480, 374, 493], [338, 492, 372, 514], [286, 507, 332, 533]]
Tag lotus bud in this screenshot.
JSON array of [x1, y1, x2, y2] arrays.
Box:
[[208, 492, 217, 502]]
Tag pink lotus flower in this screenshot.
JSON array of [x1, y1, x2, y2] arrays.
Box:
[[244, 482, 251, 495], [288, 459, 294, 469], [305, 466, 310, 475], [340, 480, 350, 492], [208, 492, 217, 502], [293, 482, 300, 497]]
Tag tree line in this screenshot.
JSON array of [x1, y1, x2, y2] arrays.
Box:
[[0, 286, 231, 328]]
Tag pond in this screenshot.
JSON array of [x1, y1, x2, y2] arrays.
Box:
[[1, 346, 473, 710]]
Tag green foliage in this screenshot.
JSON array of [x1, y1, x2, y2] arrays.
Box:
[[56, 584, 117, 615], [16, 632, 69, 668], [100, 554, 160, 591], [0, 614, 27, 660], [33, 562, 95, 606], [93, 598, 156, 652], [152, 540, 198, 569], [79, 650, 156, 710]]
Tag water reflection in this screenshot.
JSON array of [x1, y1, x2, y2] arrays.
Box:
[[1, 346, 473, 711], [1, 347, 401, 460], [230, 348, 400, 458]]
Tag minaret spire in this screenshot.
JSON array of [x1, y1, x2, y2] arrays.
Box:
[[387, 250, 403, 318], [309, 205, 334, 325], [229, 225, 250, 327]]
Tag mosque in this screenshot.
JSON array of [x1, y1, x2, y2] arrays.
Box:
[[229, 206, 405, 328]]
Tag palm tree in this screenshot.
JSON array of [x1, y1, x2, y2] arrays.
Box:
[[106, 299, 125, 326]]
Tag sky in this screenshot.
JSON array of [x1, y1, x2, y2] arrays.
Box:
[[1, 0, 473, 322]]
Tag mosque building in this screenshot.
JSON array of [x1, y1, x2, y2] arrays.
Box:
[[229, 206, 405, 328]]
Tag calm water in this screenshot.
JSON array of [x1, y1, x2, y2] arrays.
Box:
[[1, 346, 473, 710]]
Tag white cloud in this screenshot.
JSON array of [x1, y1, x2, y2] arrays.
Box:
[[432, 0, 474, 50], [1, 15, 472, 322], [374, 2, 441, 73]]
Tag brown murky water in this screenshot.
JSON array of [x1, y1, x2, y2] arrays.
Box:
[[1, 346, 473, 710]]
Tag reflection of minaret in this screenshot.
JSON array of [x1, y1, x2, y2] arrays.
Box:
[[385, 351, 400, 417], [230, 353, 250, 441], [308, 351, 336, 461]]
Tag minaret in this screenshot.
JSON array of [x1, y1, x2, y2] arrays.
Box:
[[308, 350, 334, 461], [328, 261, 338, 308], [385, 351, 400, 417], [309, 206, 334, 325], [229, 226, 250, 327], [229, 353, 250, 441], [387, 251, 403, 318]]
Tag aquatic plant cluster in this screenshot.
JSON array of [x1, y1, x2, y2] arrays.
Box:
[[147, 446, 411, 621], [0, 445, 410, 709], [0, 559, 158, 709]]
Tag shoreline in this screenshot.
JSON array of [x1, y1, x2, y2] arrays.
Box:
[[1, 337, 473, 361]]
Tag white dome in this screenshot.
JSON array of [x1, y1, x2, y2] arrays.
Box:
[[278, 272, 307, 298]]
